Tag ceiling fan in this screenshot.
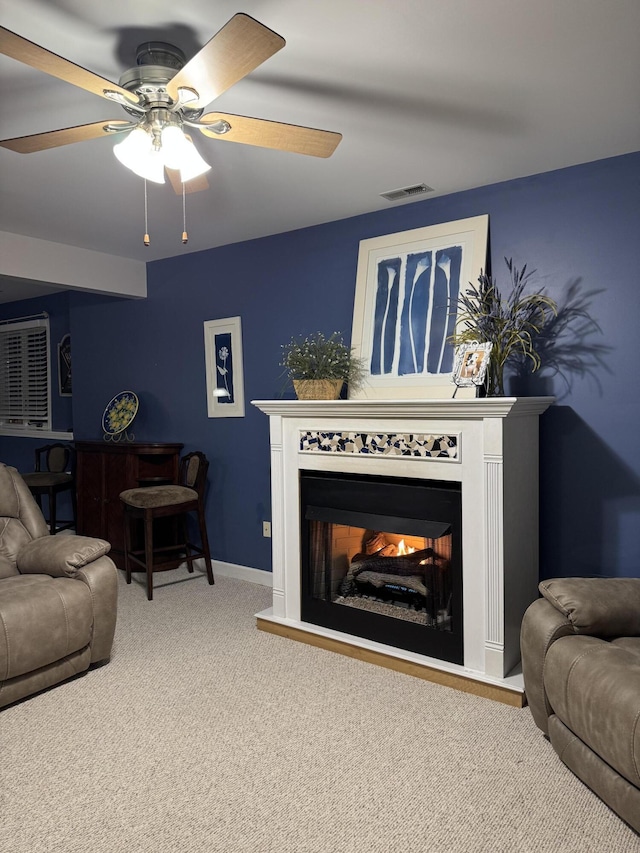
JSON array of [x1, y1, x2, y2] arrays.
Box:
[[0, 13, 342, 195]]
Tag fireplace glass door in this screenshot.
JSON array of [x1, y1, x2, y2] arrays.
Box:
[[300, 471, 463, 664]]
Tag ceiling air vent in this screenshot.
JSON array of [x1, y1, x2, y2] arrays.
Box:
[[380, 183, 434, 202]]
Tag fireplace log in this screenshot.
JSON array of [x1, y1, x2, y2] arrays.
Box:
[[350, 548, 434, 573], [341, 549, 435, 595], [354, 570, 428, 597]]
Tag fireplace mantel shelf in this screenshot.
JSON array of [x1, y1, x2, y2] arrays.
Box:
[[252, 396, 554, 420]]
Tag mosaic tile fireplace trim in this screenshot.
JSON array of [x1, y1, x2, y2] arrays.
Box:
[[299, 431, 459, 461]]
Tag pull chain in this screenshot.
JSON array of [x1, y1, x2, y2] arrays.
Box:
[[143, 179, 150, 246], [181, 181, 188, 244], [143, 178, 190, 246]]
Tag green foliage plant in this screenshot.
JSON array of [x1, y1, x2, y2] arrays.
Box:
[[281, 331, 366, 390], [449, 258, 557, 395]]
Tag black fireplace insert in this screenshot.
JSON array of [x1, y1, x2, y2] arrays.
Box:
[[300, 470, 463, 664]]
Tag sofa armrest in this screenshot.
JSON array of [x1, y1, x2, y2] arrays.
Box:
[[539, 577, 640, 637], [76, 556, 118, 664], [17, 535, 111, 578], [521, 598, 574, 735]]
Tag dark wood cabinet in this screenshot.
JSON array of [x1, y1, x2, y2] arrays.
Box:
[[76, 441, 183, 569]]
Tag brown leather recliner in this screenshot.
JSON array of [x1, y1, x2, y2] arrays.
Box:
[[521, 577, 640, 832], [0, 463, 118, 709]]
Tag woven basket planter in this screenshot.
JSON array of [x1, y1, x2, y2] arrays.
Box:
[[293, 379, 344, 400]]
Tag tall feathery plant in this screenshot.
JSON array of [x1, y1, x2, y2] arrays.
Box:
[[450, 258, 557, 395]]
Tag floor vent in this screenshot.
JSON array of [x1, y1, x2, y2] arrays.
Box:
[[380, 183, 434, 202]]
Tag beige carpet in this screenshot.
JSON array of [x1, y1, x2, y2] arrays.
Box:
[[1, 567, 638, 853]]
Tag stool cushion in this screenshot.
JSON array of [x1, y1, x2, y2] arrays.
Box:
[[120, 485, 197, 509], [22, 472, 73, 489]]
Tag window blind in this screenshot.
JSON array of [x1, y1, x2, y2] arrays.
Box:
[[0, 317, 51, 430]]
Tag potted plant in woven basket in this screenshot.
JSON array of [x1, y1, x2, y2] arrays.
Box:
[[281, 331, 366, 399]]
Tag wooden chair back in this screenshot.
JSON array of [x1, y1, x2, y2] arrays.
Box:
[[179, 451, 209, 500], [35, 443, 75, 475]]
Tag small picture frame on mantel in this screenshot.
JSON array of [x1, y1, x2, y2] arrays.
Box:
[[452, 342, 492, 390]]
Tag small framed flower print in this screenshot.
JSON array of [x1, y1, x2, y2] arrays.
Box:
[[58, 333, 72, 396], [204, 316, 245, 418]]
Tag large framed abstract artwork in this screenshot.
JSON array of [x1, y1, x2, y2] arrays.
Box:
[[204, 316, 245, 418], [349, 215, 489, 399]]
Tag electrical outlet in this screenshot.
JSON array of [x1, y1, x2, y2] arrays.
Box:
[[262, 521, 271, 538]]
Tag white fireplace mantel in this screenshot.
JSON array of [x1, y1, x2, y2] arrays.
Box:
[[253, 396, 554, 704], [253, 397, 553, 419]]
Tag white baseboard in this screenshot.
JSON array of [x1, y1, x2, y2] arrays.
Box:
[[189, 557, 273, 587], [212, 559, 273, 587]]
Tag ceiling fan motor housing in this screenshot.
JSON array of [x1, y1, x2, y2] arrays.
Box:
[[118, 42, 202, 117], [119, 42, 185, 91], [135, 42, 186, 69], [118, 48, 204, 121]]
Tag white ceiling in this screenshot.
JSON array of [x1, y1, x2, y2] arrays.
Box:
[[1, 0, 639, 303]]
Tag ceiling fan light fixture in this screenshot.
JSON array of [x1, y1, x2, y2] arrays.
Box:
[[114, 127, 164, 183], [135, 148, 166, 184], [178, 139, 212, 183], [160, 125, 188, 170], [160, 126, 211, 181]]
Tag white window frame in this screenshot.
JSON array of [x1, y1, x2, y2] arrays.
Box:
[[0, 315, 51, 432]]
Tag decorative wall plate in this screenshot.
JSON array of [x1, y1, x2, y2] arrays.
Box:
[[102, 390, 139, 435]]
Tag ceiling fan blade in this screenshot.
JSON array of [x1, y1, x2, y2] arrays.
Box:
[[198, 113, 342, 158], [0, 26, 140, 106], [167, 14, 285, 109], [165, 168, 210, 195], [0, 120, 131, 153]]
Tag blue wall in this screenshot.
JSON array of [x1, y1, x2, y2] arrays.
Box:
[[3, 152, 639, 578]]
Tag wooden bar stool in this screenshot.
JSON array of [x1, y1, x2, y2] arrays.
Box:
[[21, 443, 76, 534], [119, 451, 214, 600]]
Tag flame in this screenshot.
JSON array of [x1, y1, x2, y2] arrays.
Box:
[[396, 539, 416, 556]]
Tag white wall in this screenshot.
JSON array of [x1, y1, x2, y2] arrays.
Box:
[[0, 231, 146, 299]]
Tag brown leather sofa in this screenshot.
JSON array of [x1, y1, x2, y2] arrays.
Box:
[[521, 577, 640, 832], [0, 463, 118, 709]]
